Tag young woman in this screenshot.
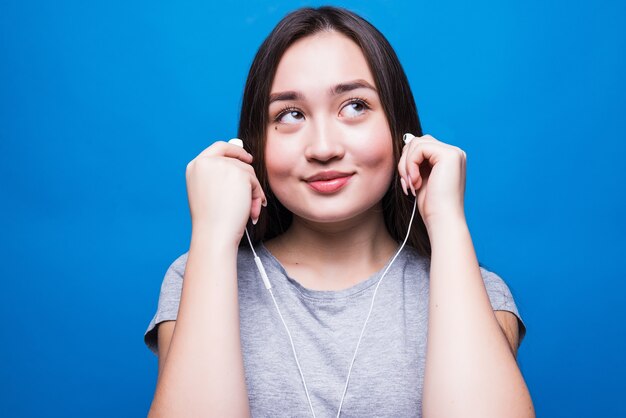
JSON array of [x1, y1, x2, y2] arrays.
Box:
[[144, 6, 534, 417]]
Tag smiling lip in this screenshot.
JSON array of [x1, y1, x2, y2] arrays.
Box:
[[305, 171, 353, 194]]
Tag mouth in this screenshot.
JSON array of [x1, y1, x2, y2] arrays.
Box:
[[305, 171, 354, 194]]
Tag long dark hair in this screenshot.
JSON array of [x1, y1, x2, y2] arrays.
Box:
[[238, 6, 431, 258]]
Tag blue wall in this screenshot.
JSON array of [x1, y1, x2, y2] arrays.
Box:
[[1, 0, 624, 416]]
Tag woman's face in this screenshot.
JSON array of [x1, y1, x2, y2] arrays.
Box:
[[265, 31, 394, 224]]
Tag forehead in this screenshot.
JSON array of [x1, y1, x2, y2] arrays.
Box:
[[270, 31, 375, 93]]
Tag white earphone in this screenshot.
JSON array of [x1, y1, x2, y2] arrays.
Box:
[[228, 138, 244, 148]]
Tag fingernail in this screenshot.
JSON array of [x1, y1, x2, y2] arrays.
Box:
[[252, 217, 258, 225], [400, 177, 408, 196], [408, 174, 416, 197], [262, 199, 267, 207]]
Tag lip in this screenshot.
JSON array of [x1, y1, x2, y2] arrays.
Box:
[[305, 171, 353, 194]]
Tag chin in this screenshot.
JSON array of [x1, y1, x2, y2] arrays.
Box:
[[284, 197, 384, 225]]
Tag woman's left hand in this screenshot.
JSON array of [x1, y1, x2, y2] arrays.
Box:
[[397, 134, 467, 229]]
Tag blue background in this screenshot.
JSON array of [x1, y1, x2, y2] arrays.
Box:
[[1, 0, 624, 416]]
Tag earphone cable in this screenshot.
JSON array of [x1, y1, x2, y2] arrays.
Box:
[[335, 197, 417, 417], [245, 228, 317, 416], [267, 287, 317, 418], [245, 197, 418, 417]]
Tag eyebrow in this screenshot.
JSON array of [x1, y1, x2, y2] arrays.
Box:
[[268, 79, 377, 104]]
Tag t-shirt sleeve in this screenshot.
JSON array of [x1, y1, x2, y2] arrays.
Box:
[[479, 266, 527, 345], [144, 253, 188, 356]]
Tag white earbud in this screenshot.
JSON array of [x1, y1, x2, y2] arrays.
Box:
[[402, 133, 415, 145], [228, 138, 244, 148]]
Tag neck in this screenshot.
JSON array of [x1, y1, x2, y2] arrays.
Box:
[[264, 204, 398, 290]]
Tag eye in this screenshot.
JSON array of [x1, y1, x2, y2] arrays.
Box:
[[275, 107, 305, 124], [339, 98, 370, 118]]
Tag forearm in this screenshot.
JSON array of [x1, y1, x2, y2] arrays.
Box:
[[149, 229, 250, 417], [421, 216, 534, 418]]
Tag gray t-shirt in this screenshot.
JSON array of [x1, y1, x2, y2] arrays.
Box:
[[144, 244, 526, 417]]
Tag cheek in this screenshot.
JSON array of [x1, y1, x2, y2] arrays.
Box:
[[352, 123, 395, 175], [264, 138, 294, 193], [359, 139, 394, 168]]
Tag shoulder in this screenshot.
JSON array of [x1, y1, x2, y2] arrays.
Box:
[[166, 252, 189, 277], [402, 245, 430, 273], [402, 251, 527, 352], [477, 265, 519, 311], [477, 264, 527, 354]]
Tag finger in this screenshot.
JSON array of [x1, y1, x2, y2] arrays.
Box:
[[250, 197, 263, 225], [405, 141, 450, 192], [407, 141, 457, 191], [229, 157, 258, 177], [413, 134, 444, 147], [398, 141, 413, 194], [400, 177, 408, 196], [402, 141, 422, 194], [228, 160, 266, 224], [248, 171, 267, 207], [228, 159, 267, 206], [197, 141, 254, 164], [397, 148, 408, 195], [249, 179, 266, 225]]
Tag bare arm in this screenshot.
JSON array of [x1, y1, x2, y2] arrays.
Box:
[[148, 141, 265, 417], [148, 236, 250, 417], [398, 134, 533, 416], [421, 217, 534, 417], [156, 321, 175, 380]]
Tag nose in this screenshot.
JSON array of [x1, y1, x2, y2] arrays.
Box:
[[303, 121, 345, 163]]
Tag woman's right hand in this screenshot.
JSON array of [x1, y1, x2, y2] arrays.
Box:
[[185, 140, 267, 243]]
